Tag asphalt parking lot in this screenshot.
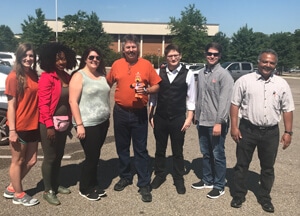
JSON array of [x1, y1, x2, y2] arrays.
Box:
[[0, 75, 299, 216]]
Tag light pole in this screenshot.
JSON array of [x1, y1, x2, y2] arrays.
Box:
[[55, 0, 58, 42]]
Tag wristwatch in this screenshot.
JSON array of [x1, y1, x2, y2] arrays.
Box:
[[284, 131, 293, 136]]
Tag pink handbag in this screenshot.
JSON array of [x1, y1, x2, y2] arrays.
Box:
[[53, 116, 70, 132]]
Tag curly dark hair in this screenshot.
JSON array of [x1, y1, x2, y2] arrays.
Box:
[[38, 42, 77, 72], [75, 47, 106, 76]]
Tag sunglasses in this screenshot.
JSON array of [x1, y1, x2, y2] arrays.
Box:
[[88, 55, 100, 61], [206, 52, 220, 57]]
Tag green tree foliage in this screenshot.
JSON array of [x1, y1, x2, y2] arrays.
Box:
[[20, 8, 55, 52], [105, 50, 122, 67], [268, 32, 295, 71], [169, 4, 208, 63], [0, 25, 18, 51], [212, 32, 231, 62], [60, 11, 112, 57], [292, 29, 300, 68], [229, 25, 258, 63], [143, 54, 165, 68]]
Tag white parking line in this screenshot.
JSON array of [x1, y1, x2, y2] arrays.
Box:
[[0, 155, 71, 159]]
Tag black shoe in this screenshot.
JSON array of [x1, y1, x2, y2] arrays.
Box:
[[259, 200, 274, 213], [138, 186, 152, 202], [231, 197, 246, 208], [151, 176, 166, 189], [206, 188, 225, 199], [93, 186, 107, 197], [114, 178, 132, 191], [175, 183, 186, 194], [191, 180, 213, 190], [79, 191, 100, 201]]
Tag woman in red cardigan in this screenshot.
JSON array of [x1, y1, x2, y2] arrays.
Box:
[[38, 42, 77, 206]]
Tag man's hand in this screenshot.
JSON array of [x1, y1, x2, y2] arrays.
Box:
[[281, 133, 292, 150], [231, 127, 242, 143]]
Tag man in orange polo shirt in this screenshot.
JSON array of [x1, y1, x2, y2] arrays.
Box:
[[106, 34, 161, 202]]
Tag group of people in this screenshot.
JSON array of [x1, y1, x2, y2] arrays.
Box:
[[3, 34, 294, 214]]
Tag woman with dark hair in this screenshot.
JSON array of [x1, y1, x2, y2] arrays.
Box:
[[3, 43, 39, 206], [69, 47, 110, 201], [38, 42, 77, 205]]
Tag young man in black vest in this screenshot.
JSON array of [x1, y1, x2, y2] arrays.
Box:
[[149, 44, 196, 194]]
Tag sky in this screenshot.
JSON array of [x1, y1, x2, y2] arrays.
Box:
[[1, 0, 300, 37]]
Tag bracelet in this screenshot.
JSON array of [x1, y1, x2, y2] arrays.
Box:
[[77, 123, 83, 126], [9, 129, 16, 131]]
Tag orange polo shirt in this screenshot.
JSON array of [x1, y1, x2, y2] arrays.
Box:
[[107, 58, 161, 108]]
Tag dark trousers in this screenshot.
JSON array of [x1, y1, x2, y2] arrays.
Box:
[[40, 123, 68, 192], [233, 119, 279, 202], [113, 104, 150, 188], [79, 120, 109, 194], [153, 114, 185, 183]]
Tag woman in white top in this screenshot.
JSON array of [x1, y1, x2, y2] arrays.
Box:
[[69, 47, 110, 201]]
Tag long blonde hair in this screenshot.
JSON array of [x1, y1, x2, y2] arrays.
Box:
[[13, 43, 37, 99]]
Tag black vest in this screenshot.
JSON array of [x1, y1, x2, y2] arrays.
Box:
[[156, 65, 188, 120]]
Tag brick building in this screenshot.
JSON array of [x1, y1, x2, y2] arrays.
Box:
[[45, 20, 219, 57]]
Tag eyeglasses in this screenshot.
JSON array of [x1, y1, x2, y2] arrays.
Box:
[[88, 55, 100, 61], [206, 52, 220, 57], [166, 54, 180, 59]]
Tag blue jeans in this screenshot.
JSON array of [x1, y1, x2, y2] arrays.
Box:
[[113, 104, 151, 188], [197, 124, 228, 190]]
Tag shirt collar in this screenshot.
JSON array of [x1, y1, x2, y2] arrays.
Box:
[[166, 64, 182, 74], [204, 63, 220, 74], [255, 70, 275, 83]]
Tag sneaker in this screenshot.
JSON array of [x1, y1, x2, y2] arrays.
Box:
[[191, 180, 213, 190], [12, 193, 39, 206], [93, 186, 107, 197], [79, 191, 100, 201], [3, 186, 14, 199], [114, 178, 132, 191], [57, 186, 71, 194], [138, 186, 152, 202], [43, 190, 61, 205], [206, 188, 225, 199], [151, 176, 166, 189]]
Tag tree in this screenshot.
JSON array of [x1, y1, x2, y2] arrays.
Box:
[[292, 29, 300, 67], [20, 8, 55, 52], [228, 25, 258, 63], [212, 32, 231, 62], [60, 11, 112, 57], [0, 25, 18, 51], [169, 4, 209, 63], [269, 32, 295, 71]]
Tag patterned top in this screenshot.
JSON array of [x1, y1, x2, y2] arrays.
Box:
[[74, 70, 110, 127]]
